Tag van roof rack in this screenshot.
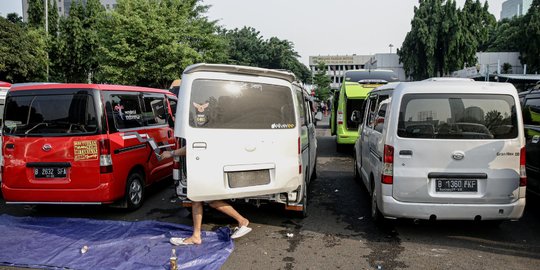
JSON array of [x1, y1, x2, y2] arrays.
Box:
[[184, 63, 297, 83]]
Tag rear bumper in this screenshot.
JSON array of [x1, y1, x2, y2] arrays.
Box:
[[1, 183, 120, 204], [381, 195, 526, 220]]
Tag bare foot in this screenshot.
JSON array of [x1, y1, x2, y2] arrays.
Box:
[[182, 236, 202, 245], [239, 218, 249, 228]]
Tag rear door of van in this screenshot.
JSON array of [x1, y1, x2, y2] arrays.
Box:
[[2, 88, 103, 196], [391, 87, 524, 205], [179, 74, 300, 202]]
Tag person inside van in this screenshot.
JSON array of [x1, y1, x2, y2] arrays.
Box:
[[160, 147, 252, 245]]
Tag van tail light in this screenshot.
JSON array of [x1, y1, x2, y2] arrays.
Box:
[[337, 111, 343, 125], [298, 137, 302, 174], [99, 139, 113, 174], [520, 147, 527, 187], [382, 144, 394, 184]]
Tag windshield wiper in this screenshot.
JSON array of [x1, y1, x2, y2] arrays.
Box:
[[24, 122, 49, 134]]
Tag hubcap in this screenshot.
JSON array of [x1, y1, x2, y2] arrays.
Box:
[[130, 180, 142, 205]]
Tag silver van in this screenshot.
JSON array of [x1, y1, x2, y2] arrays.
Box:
[[354, 80, 526, 223], [173, 64, 319, 217]]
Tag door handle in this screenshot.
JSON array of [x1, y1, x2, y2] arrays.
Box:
[[167, 130, 173, 138], [399, 150, 413, 156], [192, 142, 207, 149]]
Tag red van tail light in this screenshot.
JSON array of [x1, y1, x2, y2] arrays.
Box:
[[520, 146, 527, 187], [382, 144, 394, 184], [337, 110, 343, 125], [99, 139, 113, 174]]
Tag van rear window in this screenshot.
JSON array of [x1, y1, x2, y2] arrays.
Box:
[[4, 93, 98, 136], [189, 79, 295, 129], [398, 94, 518, 139]]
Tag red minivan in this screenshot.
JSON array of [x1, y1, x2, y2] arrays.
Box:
[[1, 84, 177, 210]]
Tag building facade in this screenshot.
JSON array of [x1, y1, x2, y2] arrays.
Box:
[[22, 0, 117, 21], [309, 55, 372, 89], [501, 0, 532, 19]]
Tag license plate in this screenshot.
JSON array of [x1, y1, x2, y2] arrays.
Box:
[[34, 167, 67, 178], [435, 179, 477, 192]]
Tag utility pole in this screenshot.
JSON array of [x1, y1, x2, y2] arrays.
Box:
[[44, 0, 49, 82]]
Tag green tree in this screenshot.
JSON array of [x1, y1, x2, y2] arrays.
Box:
[[312, 62, 331, 101], [96, 0, 226, 88], [224, 27, 267, 66], [223, 27, 310, 82], [48, 0, 59, 35], [0, 17, 47, 82], [520, 0, 540, 73], [27, 0, 44, 28], [6, 13, 23, 24], [398, 0, 494, 80], [482, 18, 523, 52]]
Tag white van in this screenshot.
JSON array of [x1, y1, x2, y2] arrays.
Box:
[[354, 80, 526, 223], [173, 64, 319, 217]]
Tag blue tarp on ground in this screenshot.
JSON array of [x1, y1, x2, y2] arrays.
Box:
[[0, 215, 233, 270]]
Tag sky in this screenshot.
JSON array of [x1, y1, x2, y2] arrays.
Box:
[[0, 0, 505, 66]]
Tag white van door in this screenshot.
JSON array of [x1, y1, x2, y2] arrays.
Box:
[[179, 77, 302, 202], [391, 93, 523, 204]]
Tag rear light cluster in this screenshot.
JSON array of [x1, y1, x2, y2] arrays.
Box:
[[99, 139, 113, 174], [337, 111, 343, 125], [520, 147, 527, 187], [382, 144, 394, 184]]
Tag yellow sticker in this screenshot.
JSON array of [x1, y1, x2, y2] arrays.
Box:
[[74, 140, 99, 161]]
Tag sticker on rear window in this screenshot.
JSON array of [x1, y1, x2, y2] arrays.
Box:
[[193, 102, 209, 112], [74, 140, 98, 161], [271, 123, 295, 129]]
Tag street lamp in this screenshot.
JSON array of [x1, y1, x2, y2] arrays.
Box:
[[389, 44, 394, 54]]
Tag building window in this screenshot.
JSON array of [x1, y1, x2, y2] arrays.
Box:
[[106, 4, 110, 9], [59, 7, 62, 12]]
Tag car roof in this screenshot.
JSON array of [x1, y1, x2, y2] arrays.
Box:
[[371, 81, 518, 95], [183, 63, 297, 83], [9, 83, 172, 95]]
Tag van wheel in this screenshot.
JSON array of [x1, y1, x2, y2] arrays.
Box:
[[370, 181, 384, 224], [353, 153, 361, 182], [125, 172, 144, 210], [299, 184, 308, 218]]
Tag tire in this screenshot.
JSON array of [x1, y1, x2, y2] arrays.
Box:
[[353, 153, 361, 182], [311, 157, 318, 181], [298, 184, 308, 218], [292, 180, 309, 219], [370, 181, 384, 225], [125, 172, 145, 210]]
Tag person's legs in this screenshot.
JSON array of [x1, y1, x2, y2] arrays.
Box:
[[208, 200, 249, 228], [172, 201, 203, 245]]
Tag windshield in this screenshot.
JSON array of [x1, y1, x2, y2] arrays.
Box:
[[3, 92, 99, 136], [189, 79, 295, 129], [398, 94, 518, 139]]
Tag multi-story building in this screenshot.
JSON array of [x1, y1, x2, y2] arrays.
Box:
[[501, 0, 532, 19], [22, 0, 117, 21], [309, 55, 372, 89]]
